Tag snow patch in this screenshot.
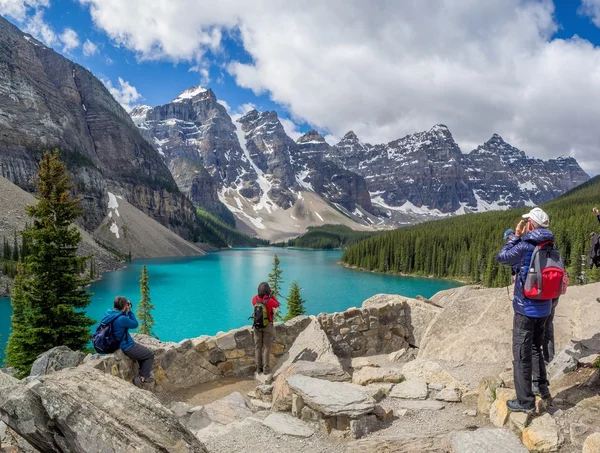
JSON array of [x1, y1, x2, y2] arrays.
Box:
[[315, 212, 324, 222], [109, 221, 120, 239], [107, 192, 120, 217], [518, 181, 538, 191], [173, 86, 207, 103]]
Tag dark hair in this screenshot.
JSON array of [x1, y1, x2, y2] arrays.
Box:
[[114, 296, 129, 310], [257, 282, 272, 298]]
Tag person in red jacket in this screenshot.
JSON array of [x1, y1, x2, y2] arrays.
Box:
[[252, 282, 280, 375]]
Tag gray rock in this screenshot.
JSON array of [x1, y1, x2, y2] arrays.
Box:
[[203, 392, 253, 426], [387, 348, 408, 363], [170, 401, 192, 418], [215, 332, 237, 351], [444, 428, 528, 452], [1, 367, 207, 452], [395, 400, 446, 411], [29, 346, 85, 377], [262, 413, 315, 438], [522, 413, 561, 452], [351, 367, 404, 385], [428, 383, 444, 391], [272, 318, 345, 378], [249, 399, 272, 411], [464, 410, 478, 417], [570, 423, 592, 448], [286, 375, 376, 418], [435, 387, 462, 402], [389, 378, 428, 400], [546, 346, 580, 381], [186, 406, 212, 432], [349, 414, 380, 439]]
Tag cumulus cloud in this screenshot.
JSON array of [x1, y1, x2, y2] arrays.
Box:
[[59, 28, 79, 52], [23, 9, 56, 46], [79, 0, 600, 173], [280, 118, 303, 142], [82, 39, 99, 56], [101, 77, 142, 112], [0, 0, 48, 21], [216, 99, 231, 112], [579, 0, 600, 27]]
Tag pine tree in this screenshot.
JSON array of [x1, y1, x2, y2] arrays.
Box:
[[137, 265, 155, 336], [4, 263, 35, 376], [12, 230, 19, 262], [284, 281, 306, 321], [268, 254, 284, 298], [4, 151, 94, 376]]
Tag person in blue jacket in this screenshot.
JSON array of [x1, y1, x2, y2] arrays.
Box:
[[101, 296, 155, 387], [497, 207, 554, 413]]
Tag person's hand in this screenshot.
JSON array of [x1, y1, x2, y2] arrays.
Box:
[[594, 207, 599, 216], [515, 220, 527, 238]]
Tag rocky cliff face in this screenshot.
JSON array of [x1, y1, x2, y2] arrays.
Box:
[[0, 16, 198, 239], [327, 126, 589, 215]]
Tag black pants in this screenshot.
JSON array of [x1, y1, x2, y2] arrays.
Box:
[[124, 343, 155, 379], [513, 313, 548, 408], [542, 300, 558, 364]]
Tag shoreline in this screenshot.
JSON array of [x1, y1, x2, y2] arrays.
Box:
[[338, 262, 470, 284]]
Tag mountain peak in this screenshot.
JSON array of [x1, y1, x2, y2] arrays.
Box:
[[172, 86, 209, 103], [297, 129, 326, 145], [130, 105, 152, 117], [342, 131, 359, 142]]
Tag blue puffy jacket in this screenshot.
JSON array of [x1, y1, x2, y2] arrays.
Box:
[[496, 228, 554, 318], [100, 309, 139, 351]]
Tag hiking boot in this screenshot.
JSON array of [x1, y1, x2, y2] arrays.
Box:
[[506, 399, 535, 414], [133, 376, 143, 388], [143, 376, 155, 384]]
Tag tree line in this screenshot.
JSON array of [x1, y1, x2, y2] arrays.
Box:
[[342, 176, 600, 287], [273, 224, 377, 250]]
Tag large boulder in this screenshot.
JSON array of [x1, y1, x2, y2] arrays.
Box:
[[202, 392, 253, 426], [1, 367, 207, 453], [271, 318, 344, 378], [522, 413, 561, 452], [417, 284, 600, 365], [29, 346, 86, 377], [286, 375, 376, 418], [351, 367, 404, 385]]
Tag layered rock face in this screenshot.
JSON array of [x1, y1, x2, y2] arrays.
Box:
[[0, 16, 198, 239], [132, 88, 254, 223]]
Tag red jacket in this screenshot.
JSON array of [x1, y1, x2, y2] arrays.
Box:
[[252, 295, 280, 322]]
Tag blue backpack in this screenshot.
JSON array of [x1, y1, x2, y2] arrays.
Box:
[[92, 314, 126, 354]]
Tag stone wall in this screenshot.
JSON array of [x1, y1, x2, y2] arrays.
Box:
[[84, 297, 414, 393]]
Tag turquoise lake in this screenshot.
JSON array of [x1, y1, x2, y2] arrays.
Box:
[[0, 248, 461, 359]]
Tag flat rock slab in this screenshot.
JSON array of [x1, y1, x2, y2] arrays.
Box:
[[389, 378, 428, 400], [347, 435, 444, 452], [352, 367, 404, 385], [203, 391, 253, 425], [395, 400, 446, 411], [287, 375, 376, 418], [445, 428, 528, 453], [262, 413, 314, 438]]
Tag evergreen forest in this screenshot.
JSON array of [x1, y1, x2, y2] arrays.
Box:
[[341, 176, 600, 287], [275, 225, 377, 250]]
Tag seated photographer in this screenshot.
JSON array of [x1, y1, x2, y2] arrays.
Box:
[[101, 296, 155, 387]]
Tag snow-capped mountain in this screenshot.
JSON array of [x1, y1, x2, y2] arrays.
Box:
[[130, 85, 589, 238], [326, 125, 589, 218], [132, 89, 374, 239]]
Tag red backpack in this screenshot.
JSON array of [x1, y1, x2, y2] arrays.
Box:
[[523, 241, 565, 300]]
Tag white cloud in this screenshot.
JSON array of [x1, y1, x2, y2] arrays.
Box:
[[280, 118, 302, 142], [101, 77, 142, 112], [0, 0, 48, 21], [216, 99, 231, 112], [579, 0, 600, 27], [60, 28, 79, 53], [79, 0, 600, 173], [23, 9, 56, 46], [82, 39, 99, 56]]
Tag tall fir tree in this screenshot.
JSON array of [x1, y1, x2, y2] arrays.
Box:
[[284, 281, 306, 321], [137, 265, 155, 336], [268, 254, 284, 298], [4, 151, 94, 377]]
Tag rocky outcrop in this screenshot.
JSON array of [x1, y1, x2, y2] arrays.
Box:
[[29, 346, 85, 378], [0, 368, 207, 452], [0, 17, 200, 240]]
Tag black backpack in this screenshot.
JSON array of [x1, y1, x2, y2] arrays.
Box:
[[251, 297, 270, 329], [92, 314, 127, 354]]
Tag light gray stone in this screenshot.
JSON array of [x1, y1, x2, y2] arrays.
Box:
[[389, 378, 428, 400], [263, 413, 315, 438], [186, 406, 211, 432], [351, 367, 404, 385], [351, 357, 379, 370], [29, 346, 85, 377], [464, 410, 478, 417], [215, 332, 237, 351], [583, 432, 600, 453], [388, 348, 407, 363], [570, 423, 592, 448], [435, 387, 462, 402], [170, 401, 192, 418], [272, 318, 345, 378], [287, 361, 350, 382], [286, 375, 376, 418], [428, 383, 444, 391], [546, 346, 580, 381], [203, 391, 253, 426], [444, 428, 528, 452], [522, 413, 561, 452], [249, 399, 272, 411]]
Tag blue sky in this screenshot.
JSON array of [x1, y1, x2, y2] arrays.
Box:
[[1, 0, 600, 173]]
